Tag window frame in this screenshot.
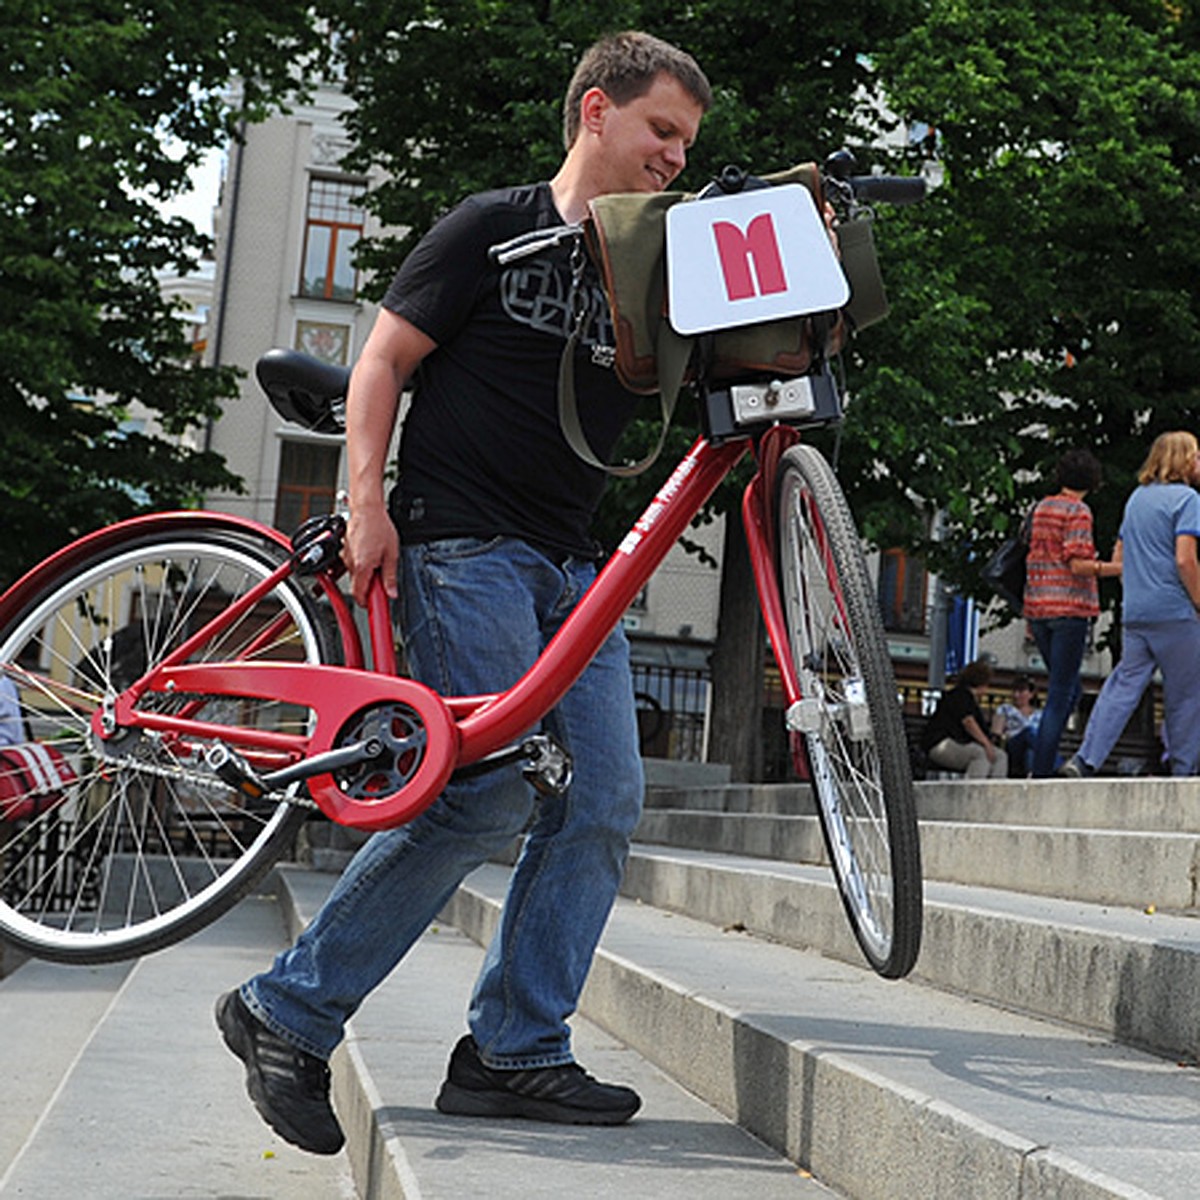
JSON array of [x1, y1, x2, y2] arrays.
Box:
[[299, 175, 366, 302], [273, 438, 342, 534]]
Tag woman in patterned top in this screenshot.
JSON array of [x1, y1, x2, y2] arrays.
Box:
[[1023, 449, 1121, 776]]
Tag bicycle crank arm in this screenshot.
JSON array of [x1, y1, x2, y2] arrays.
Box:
[[453, 733, 573, 797], [206, 738, 385, 798]]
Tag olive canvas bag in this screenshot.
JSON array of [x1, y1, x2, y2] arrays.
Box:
[[559, 162, 890, 475]]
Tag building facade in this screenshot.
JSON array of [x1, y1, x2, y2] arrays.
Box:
[[203, 84, 381, 530]]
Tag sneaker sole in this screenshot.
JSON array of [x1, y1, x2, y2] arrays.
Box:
[[214, 992, 345, 1156], [435, 1080, 639, 1125]]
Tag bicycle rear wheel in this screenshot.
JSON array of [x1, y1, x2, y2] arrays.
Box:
[[0, 524, 338, 963], [775, 444, 922, 978]]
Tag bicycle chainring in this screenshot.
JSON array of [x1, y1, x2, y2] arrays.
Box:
[[333, 703, 428, 800]]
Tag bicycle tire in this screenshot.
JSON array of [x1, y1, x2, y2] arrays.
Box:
[[775, 444, 922, 978], [0, 523, 339, 963]]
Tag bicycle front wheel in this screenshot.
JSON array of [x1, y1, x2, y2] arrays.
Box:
[[0, 524, 339, 963], [775, 444, 922, 978]]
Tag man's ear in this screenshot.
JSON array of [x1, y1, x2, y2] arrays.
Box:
[[579, 86, 611, 137]]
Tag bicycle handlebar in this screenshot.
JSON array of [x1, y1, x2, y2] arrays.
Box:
[[822, 148, 926, 208], [848, 174, 926, 206], [489, 151, 925, 268], [488, 224, 584, 265]]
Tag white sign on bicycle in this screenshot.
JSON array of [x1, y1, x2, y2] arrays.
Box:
[[665, 184, 849, 336]]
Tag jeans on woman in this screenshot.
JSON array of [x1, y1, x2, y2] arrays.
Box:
[[1028, 616, 1089, 777], [1004, 725, 1036, 777], [243, 536, 645, 1067], [1078, 620, 1200, 775]]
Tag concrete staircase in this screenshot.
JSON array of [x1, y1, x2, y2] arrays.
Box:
[[604, 771, 1200, 1199], [3, 766, 1200, 1197]]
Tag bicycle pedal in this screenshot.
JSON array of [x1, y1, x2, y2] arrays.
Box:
[[205, 743, 269, 800], [520, 735, 573, 797]]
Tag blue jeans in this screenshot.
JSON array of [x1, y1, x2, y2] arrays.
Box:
[[1079, 620, 1200, 775], [1029, 616, 1089, 777], [1004, 725, 1035, 778], [243, 537, 645, 1067]]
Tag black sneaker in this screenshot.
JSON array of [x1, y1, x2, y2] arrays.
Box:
[[435, 1034, 641, 1125], [1057, 755, 1095, 778], [215, 989, 345, 1155]]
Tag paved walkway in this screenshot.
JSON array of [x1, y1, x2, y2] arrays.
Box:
[[0, 891, 357, 1199]]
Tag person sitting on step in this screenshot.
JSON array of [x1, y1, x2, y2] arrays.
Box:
[[921, 658, 1009, 779]]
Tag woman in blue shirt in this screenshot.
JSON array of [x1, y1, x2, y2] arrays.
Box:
[[1063, 431, 1200, 776]]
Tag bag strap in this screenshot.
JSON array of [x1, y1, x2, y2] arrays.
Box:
[[557, 313, 691, 478], [554, 194, 691, 475], [1019, 505, 1035, 543]]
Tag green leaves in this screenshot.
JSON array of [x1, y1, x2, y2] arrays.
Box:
[[12, 0, 1192, 614], [866, 0, 1200, 608], [0, 0, 325, 586]]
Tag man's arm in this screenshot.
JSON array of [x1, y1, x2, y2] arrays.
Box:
[[343, 308, 437, 606]]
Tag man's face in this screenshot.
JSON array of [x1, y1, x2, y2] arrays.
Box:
[[588, 73, 704, 195]]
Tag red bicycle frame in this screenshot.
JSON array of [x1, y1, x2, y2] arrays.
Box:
[[3, 426, 808, 832]]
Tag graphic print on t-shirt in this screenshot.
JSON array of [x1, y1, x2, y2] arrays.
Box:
[[498, 259, 615, 367]]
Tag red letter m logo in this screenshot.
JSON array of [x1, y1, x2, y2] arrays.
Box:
[[712, 213, 788, 301]]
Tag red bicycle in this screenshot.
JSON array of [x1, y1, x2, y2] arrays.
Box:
[[0, 161, 923, 978]]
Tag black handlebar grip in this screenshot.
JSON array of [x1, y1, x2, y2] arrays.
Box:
[[849, 175, 927, 205]]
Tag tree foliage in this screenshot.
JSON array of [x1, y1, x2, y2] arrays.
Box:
[[0, 0, 326, 586], [9, 1, 1194, 618], [328, 0, 919, 260], [861, 0, 1200, 609]]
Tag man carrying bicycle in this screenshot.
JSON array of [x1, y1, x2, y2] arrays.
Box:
[[217, 31, 712, 1153]]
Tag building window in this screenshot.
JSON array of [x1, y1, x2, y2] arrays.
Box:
[[274, 440, 341, 534], [300, 177, 364, 301], [878, 549, 928, 634]]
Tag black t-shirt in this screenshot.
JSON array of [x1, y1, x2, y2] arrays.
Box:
[[921, 684, 986, 750], [382, 182, 638, 559]]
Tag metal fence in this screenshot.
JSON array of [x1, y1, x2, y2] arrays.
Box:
[[631, 662, 709, 762]]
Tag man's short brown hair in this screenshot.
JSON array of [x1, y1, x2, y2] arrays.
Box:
[[562, 31, 712, 149]]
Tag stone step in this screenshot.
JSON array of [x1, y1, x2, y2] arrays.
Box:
[[446, 862, 1200, 1200], [622, 842, 1200, 1064], [643, 755, 733, 790], [916, 777, 1200, 831], [0, 871, 834, 1200], [646, 776, 1200, 832], [920, 821, 1200, 909], [634, 807, 1200, 910], [277, 866, 838, 1200]]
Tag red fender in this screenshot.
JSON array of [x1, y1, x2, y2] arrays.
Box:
[[0, 511, 454, 831], [0, 511, 364, 668], [0, 511, 298, 630]]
